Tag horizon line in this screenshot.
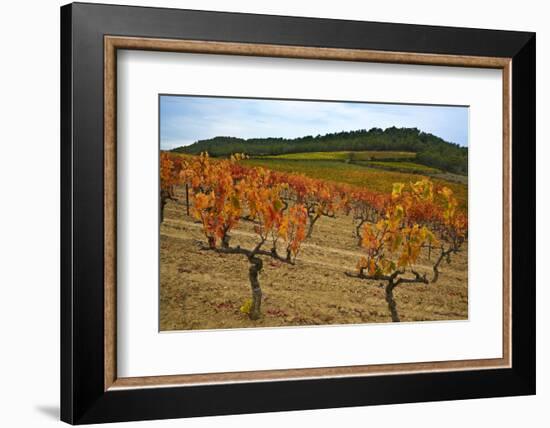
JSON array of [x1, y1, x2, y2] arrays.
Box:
[[164, 125, 467, 150]]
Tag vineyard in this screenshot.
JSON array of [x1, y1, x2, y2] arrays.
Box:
[[160, 152, 468, 330], [245, 158, 468, 209]]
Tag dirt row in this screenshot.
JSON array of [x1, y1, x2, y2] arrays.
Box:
[[160, 194, 468, 331]]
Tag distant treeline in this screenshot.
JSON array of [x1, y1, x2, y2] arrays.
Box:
[[172, 127, 468, 175]]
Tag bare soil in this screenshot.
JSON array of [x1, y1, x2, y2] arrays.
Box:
[[160, 187, 468, 331]]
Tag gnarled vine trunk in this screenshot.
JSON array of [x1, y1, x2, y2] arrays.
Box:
[[160, 189, 173, 224], [384, 281, 400, 322], [345, 270, 428, 323], [210, 238, 291, 321], [306, 214, 320, 238], [160, 198, 166, 224], [247, 255, 263, 320], [432, 247, 454, 283]]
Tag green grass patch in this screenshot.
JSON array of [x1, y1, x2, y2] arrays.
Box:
[[355, 160, 441, 174], [256, 151, 416, 161]]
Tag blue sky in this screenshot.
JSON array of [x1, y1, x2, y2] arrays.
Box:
[[160, 95, 468, 150]]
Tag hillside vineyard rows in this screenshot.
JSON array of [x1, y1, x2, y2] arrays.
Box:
[[160, 152, 467, 325]]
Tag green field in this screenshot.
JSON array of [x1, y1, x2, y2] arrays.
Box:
[[355, 160, 441, 174], [245, 158, 467, 210], [256, 150, 440, 175], [257, 150, 416, 161]]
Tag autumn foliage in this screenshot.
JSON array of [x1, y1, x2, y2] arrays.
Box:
[[160, 152, 468, 322], [346, 179, 467, 321]]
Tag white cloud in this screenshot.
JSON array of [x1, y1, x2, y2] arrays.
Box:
[[160, 96, 468, 150]]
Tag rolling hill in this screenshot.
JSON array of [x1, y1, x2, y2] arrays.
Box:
[[171, 127, 468, 175]]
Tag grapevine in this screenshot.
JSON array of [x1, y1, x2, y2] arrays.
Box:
[[160, 151, 468, 323]]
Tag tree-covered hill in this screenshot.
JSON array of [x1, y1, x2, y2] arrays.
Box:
[[172, 127, 468, 175]]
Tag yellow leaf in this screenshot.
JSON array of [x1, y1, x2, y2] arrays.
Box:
[[240, 299, 252, 315], [392, 183, 405, 199]]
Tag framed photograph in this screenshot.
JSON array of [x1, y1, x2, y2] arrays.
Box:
[[61, 2, 535, 424]]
